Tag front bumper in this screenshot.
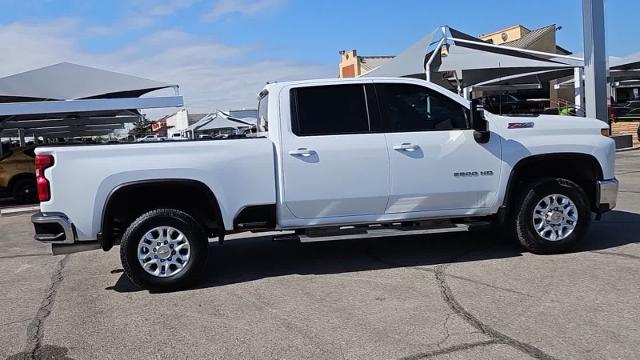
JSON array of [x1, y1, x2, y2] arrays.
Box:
[[597, 178, 619, 212]]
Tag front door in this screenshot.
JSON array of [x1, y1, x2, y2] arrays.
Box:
[[375, 82, 502, 214], [281, 83, 390, 219]]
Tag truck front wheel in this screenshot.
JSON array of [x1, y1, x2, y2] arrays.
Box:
[[515, 178, 591, 254], [120, 209, 208, 291]]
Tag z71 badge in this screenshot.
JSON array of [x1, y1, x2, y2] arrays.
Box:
[[508, 122, 535, 129]]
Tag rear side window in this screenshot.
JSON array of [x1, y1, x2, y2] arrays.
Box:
[[376, 84, 469, 132], [291, 84, 369, 136], [257, 91, 269, 132]]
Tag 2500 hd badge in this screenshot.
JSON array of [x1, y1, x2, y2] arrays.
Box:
[[454, 171, 495, 177]]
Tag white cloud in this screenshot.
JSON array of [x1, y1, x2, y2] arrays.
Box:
[[0, 18, 333, 118], [204, 0, 286, 21], [83, 0, 195, 37]]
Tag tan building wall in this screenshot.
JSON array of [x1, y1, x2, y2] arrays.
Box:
[[339, 50, 362, 78], [479, 25, 529, 45], [612, 120, 640, 147]]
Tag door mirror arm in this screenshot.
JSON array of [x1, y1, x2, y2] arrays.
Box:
[[470, 99, 490, 144]]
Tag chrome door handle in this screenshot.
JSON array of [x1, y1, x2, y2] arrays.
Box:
[[393, 143, 419, 151], [288, 148, 315, 157]]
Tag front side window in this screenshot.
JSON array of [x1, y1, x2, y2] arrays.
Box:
[[376, 84, 469, 132], [291, 84, 369, 136]]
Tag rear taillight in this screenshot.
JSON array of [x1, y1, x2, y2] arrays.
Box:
[[35, 154, 54, 202]]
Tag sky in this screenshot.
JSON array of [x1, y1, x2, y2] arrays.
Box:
[[0, 0, 637, 116]]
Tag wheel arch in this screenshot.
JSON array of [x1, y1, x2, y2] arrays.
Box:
[[8, 172, 36, 190], [501, 152, 604, 218], [100, 179, 224, 251]]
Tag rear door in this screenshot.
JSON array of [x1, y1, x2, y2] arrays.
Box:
[[375, 82, 502, 214], [281, 83, 390, 219]]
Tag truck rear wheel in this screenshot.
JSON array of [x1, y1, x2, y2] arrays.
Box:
[[120, 209, 208, 291], [515, 177, 591, 254]]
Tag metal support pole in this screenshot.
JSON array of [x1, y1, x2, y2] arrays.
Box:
[[463, 87, 471, 100], [574, 67, 584, 112], [0, 120, 4, 157], [582, 0, 607, 121], [18, 128, 25, 147], [426, 26, 447, 83]]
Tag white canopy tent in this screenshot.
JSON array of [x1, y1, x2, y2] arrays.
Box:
[[197, 111, 251, 133]]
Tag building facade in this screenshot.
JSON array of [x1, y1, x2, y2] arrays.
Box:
[[338, 50, 394, 78]]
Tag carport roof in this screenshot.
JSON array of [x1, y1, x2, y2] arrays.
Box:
[[361, 26, 582, 88], [0, 62, 183, 135], [0, 62, 176, 102]]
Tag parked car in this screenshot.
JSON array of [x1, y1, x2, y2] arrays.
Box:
[[480, 94, 546, 115], [136, 135, 165, 142], [0, 146, 37, 203], [610, 99, 640, 119], [614, 107, 640, 121], [32, 77, 618, 291], [168, 133, 188, 141]]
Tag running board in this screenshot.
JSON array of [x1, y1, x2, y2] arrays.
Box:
[[274, 221, 492, 243]]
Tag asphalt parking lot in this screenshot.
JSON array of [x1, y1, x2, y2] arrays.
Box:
[[1, 152, 639, 360]]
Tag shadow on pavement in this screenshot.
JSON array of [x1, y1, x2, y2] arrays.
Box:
[[0, 195, 38, 209], [109, 210, 640, 293]]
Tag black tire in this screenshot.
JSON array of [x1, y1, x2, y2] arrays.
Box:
[[515, 177, 591, 254], [120, 209, 208, 291], [12, 177, 37, 204]]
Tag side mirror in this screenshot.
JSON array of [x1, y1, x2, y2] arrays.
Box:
[[470, 99, 490, 144]]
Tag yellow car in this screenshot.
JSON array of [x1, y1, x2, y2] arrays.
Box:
[[0, 146, 37, 203]]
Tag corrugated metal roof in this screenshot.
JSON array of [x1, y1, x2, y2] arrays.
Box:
[[502, 24, 556, 50], [360, 56, 395, 71]]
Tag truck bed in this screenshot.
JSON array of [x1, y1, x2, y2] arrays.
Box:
[[35, 138, 277, 240]]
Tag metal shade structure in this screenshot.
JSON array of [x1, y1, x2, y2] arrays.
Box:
[[1, 127, 121, 138], [439, 44, 580, 87], [0, 62, 183, 148], [361, 26, 583, 92], [472, 68, 576, 91], [363, 29, 438, 78], [0, 62, 175, 102]]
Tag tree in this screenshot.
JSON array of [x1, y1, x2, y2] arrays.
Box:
[[129, 115, 153, 138]]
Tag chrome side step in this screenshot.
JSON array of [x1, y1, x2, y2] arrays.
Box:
[[273, 221, 492, 243]]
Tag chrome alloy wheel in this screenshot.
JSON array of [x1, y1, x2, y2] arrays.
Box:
[[532, 194, 578, 242], [137, 226, 191, 278]]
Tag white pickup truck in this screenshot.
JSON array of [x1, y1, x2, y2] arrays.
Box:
[[32, 77, 618, 291]]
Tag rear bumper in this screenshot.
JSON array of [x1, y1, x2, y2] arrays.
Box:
[[597, 178, 619, 212], [32, 212, 76, 244], [32, 212, 100, 254]]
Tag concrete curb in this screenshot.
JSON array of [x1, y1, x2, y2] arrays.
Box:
[[0, 205, 40, 217]]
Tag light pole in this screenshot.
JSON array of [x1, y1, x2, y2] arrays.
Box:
[[582, 0, 608, 121]]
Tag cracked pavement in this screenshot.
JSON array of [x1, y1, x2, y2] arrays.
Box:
[[1, 151, 639, 359]]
